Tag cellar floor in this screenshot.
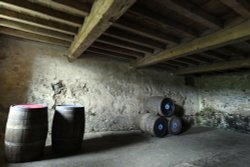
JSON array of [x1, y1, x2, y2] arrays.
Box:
[[2, 127, 250, 167]]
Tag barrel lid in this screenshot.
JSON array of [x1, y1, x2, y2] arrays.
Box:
[[154, 117, 168, 137], [56, 104, 84, 110], [12, 104, 47, 109], [169, 117, 182, 135], [57, 104, 84, 107], [161, 98, 175, 117]]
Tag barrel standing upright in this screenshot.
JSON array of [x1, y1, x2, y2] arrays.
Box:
[[4, 104, 48, 162], [52, 105, 85, 153]]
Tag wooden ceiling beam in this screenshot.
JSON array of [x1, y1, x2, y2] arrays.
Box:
[[129, 5, 199, 37], [175, 57, 250, 75], [172, 58, 198, 66], [220, 0, 250, 18], [97, 35, 154, 54], [0, 19, 74, 41], [0, 8, 77, 35], [68, 0, 136, 59], [168, 60, 188, 67], [215, 47, 246, 58], [92, 42, 144, 58], [199, 52, 228, 61], [133, 20, 250, 68], [163, 0, 222, 29], [87, 48, 136, 60], [104, 28, 166, 50], [154, 63, 176, 70], [113, 19, 180, 45], [85, 51, 133, 62], [179, 57, 200, 65], [0, 26, 70, 47], [185, 56, 211, 64], [30, 0, 91, 17], [0, 0, 83, 27], [162, 62, 180, 69]]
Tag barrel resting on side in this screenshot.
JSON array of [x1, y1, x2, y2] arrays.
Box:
[[144, 96, 175, 117], [137, 113, 168, 137]]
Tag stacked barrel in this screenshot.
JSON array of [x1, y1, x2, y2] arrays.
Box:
[[137, 96, 183, 137]]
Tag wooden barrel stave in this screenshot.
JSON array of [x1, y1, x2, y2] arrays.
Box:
[[144, 96, 175, 116], [137, 113, 168, 137], [52, 105, 85, 153], [4, 105, 48, 162], [165, 116, 183, 135]]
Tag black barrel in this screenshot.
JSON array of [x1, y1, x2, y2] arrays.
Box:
[[144, 96, 175, 117], [52, 105, 85, 153], [4, 104, 48, 162], [166, 116, 183, 135], [137, 113, 168, 137]]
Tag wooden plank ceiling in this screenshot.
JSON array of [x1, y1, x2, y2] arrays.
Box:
[[0, 0, 250, 75]]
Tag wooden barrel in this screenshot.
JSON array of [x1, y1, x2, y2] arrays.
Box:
[[4, 104, 48, 162], [52, 105, 85, 153], [166, 116, 183, 135], [144, 96, 175, 117], [137, 113, 168, 137]]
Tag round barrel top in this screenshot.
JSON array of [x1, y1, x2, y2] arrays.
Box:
[[13, 104, 47, 109], [57, 104, 84, 107]]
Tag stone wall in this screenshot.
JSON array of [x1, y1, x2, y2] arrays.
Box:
[[188, 73, 250, 133], [0, 36, 198, 144]]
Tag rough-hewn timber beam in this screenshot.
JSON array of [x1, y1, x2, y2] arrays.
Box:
[[91, 42, 144, 58], [85, 51, 133, 62], [113, 19, 180, 44], [133, 20, 250, 68], [185, 55, 212, 64], [172, 59, 197, 66], [104, 27, 166, 50], [175, 58, 250, 75], [32, 0, 91, 17], [87, 48, 136, 60], [215, 47, 246, 58], [129, 5, 199, 38], [199, 52, 227, 61], [162, 62, 180, 69], [220, 0, 250, 18], [178, 57, 200, 65], [169, 60, 188, 67], [0, 19, 74, 41], [0, 0, 83, 27], [0, 8, 77, 35], [0, 26, 70, 47], [163, 0, 222, 29], [68, 0, 136, 59], [97, 35, 154, 54]]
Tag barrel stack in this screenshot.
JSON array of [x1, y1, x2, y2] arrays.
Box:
[[137, 96, 183, 137]]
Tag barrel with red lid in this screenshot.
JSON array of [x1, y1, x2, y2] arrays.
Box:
[[4, 104, 48, 162]]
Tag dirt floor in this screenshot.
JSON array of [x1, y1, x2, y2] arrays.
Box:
[[1, 127, 250, 167]]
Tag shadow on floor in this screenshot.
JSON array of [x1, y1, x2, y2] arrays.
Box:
[[42, 132, 149, 160], [181, 127, 215, 136]]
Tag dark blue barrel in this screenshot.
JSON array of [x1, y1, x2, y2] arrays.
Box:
[[167, 116, 183, 135], [52, 105, 85, 153]]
